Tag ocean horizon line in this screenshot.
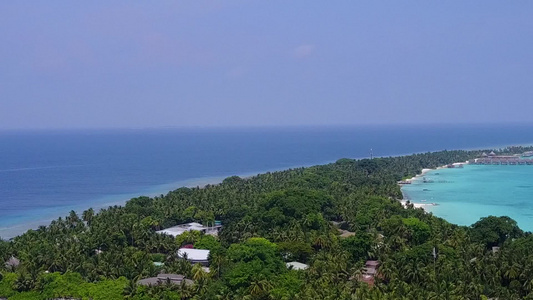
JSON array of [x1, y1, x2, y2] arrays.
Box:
[[3, 121, 533, 133]]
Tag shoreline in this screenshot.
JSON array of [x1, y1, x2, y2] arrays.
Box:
[[404, 161, 469, 183], [0, 176, 231, 240], [399, 161, 533, 231], [0, 162, 335, 240], [0, 158, 476, 239], [0, 152, 522, 239], [0, 176, 230, 240], [399, 161, 469, 211]]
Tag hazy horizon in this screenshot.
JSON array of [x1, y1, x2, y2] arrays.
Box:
[[2, 1, 532, 130], [2, 122, 533, 133]]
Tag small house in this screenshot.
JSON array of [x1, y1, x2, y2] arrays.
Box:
[[156, 221, 222, 237], [286, 261, 309, 270], [360, 260, 380, 286], [137, 273, 193, 286], [177, 248, 210, 266]]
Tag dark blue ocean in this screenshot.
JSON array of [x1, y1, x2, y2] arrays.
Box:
[[2, 124, 533, 238]]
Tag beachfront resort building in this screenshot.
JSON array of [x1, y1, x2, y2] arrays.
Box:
[[177, 248, 210, 266], [156, 221, 222, 237]]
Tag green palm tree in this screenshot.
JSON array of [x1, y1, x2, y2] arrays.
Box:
[[82, 208, 95, 227]]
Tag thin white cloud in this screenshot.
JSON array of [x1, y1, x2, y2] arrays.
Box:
[[293, 44, 315, 58]]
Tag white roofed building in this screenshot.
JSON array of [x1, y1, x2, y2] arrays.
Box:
[[286, 261, 309, 270], [156, 222, 222, 237], [177, 248, 210, 266]]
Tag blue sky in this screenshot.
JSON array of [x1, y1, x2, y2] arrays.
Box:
[[1, 1, 532, 129]]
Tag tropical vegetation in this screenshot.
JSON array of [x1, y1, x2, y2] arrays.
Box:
[[1, 147, 533, 299]]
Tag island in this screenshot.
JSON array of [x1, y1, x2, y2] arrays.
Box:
[[1, 147, 533, 299]]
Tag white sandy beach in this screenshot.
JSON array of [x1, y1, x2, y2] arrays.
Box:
[[404, 161, 469, 183], [404, 168, 434, 183], [399, 161, 469, 211], [400, 200, 437, 210]]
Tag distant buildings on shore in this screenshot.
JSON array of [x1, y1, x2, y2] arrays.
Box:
[[471, 151, 533, 165]]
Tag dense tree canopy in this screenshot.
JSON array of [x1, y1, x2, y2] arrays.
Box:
[[471, 216, 523, 248]]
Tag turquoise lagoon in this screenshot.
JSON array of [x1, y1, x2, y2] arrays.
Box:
[[402, 164, 533, 231]]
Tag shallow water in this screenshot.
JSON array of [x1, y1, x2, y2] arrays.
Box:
[[402, 164, 533, 231]]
